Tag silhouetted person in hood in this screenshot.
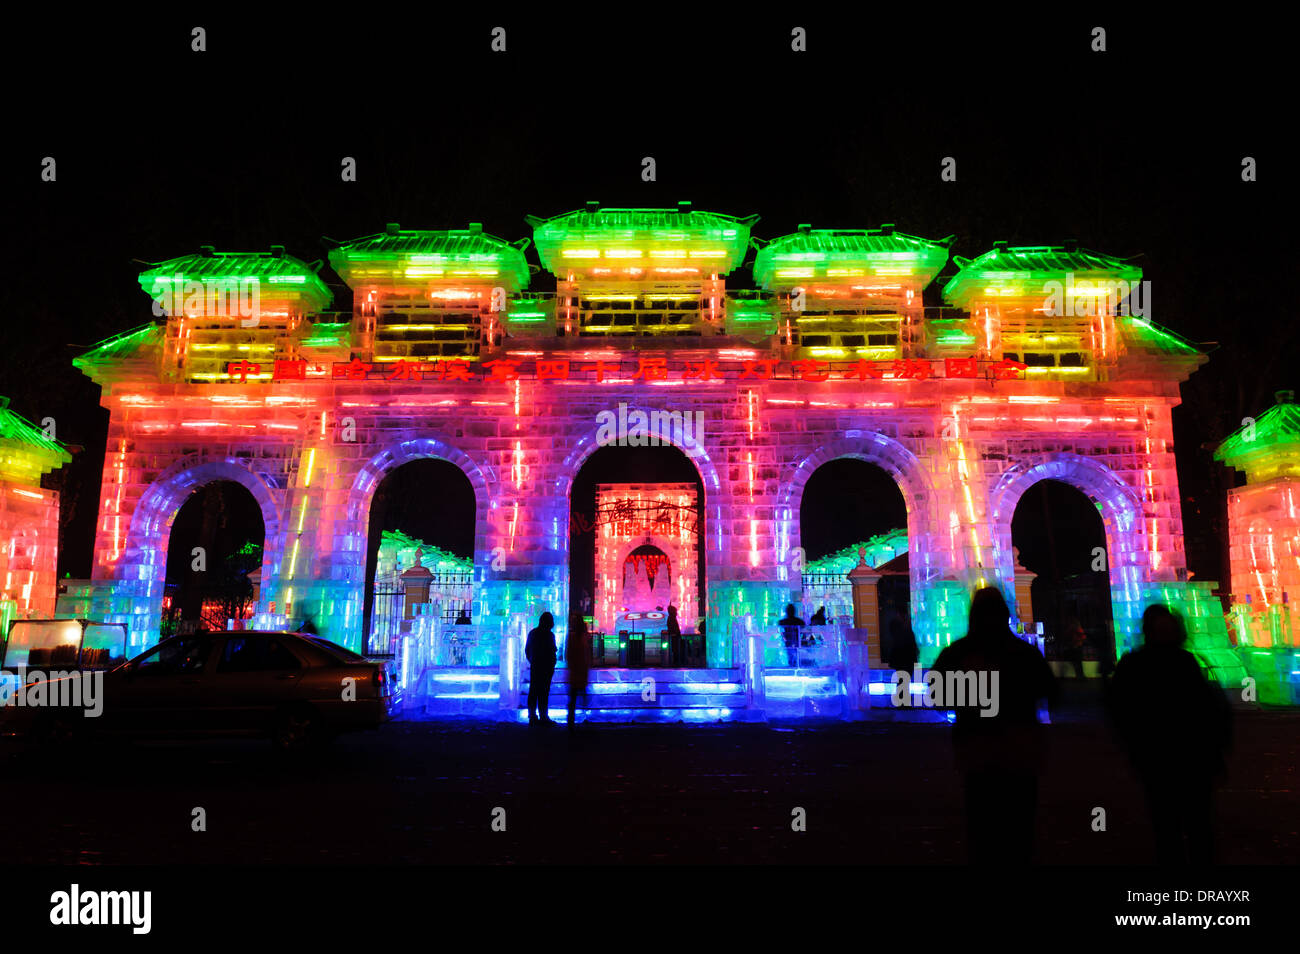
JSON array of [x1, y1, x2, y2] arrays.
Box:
[[777, 604, 804, 667], [566, 613, 591, 727], [931, 586, 1058, 864], [665, 605, 682, 664], [1110, 604, 1231, 864], [886, 599, 918, 673], [525, 612, 556, 726]]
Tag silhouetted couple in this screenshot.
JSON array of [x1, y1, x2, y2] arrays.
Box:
[[525, 611, 591, 728], [1110, 604, 1232, 864], [935, 590, 1230, 865], [932, 587, 1058, 865]]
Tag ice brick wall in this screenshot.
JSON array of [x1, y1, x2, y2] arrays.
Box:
[[76, 362, 1200, 662]]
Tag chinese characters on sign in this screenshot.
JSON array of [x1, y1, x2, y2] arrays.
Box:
[[228, 355, 1032, 384]]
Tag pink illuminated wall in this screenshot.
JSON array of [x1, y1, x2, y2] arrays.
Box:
[[0, 399, 71, 620], [0, 482, 62, 618], [1217, 392, 1300, 649]]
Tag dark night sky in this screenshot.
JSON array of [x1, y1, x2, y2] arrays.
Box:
[[2, 11, 1290, 593]]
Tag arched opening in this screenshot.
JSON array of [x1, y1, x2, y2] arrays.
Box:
[[798, 457, 910, 665], [1010, 478, 1113, 677], [568, 443, 706, 666], [162, 481, 266, 636], [362, 458, 476, 653]]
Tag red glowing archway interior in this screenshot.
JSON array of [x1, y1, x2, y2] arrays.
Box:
[[595, 483, 697, 632]]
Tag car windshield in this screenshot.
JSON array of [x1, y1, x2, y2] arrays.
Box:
[[303, 635, 366, 662]]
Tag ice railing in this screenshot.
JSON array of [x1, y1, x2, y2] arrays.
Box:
[[734, 618, 847, 670], [403, 615, 502, 670]]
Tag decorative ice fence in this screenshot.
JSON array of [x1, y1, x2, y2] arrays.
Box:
[[431, 623, 501, 668], [755, 623, 846, 669], [500, 632, 522, 712], [745, 633, 765, 709], [247, 612, 289, 632], [392, 614, 516, 713]]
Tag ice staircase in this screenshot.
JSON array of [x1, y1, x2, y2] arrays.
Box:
[[761, 667, 848, 719], [414, 667, 752, 721], [522, 667, 751, 722], [416, 668, 502, 718]]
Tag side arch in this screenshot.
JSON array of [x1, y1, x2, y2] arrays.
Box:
[[988, 452, 1148, 644], [333, 435, 496, 649], [120, 456, 283, 648], [777, 432, 937, 584]]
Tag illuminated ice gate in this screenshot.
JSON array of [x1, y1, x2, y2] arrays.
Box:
[[62, 204, 1271, 717]]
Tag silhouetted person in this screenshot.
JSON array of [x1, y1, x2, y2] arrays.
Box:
[[1062, 616, 1087, 679], [777, 604, 805, 667], [566, 613, 591, 727], [810, 606, 827, 626], [455, 610, 471, 625], [1110, 604, 1231, 864], [666, 605, 681, 664], [887, 600, 918, 673], [931, 586, 1058, 865], [525, 612, 557, 726]]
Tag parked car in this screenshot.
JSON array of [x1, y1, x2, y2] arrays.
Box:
[[2, 630, 399, 751]]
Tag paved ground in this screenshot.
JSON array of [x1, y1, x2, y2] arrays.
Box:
[[1, 684, 1295, 865]]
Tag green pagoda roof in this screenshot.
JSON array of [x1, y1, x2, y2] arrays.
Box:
[[0, 396, 72, 483], [805, 528, 909, 574], [138, 248, 333, 310], [752, 225, 951, 288], [1214, 391, 1300, 479], [329, 224, 531, 291], [1120, 316, 1202, 356], [526, 202, 757, 276], [942, 244, 1143, 308], [72, 323, 165, 378], [378, 530, 473, 571]]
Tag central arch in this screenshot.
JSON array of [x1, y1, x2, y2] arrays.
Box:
[[557, 423, 723, 628]]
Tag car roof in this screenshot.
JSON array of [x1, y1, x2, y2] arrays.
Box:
[[196, 630, 303, 637]]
